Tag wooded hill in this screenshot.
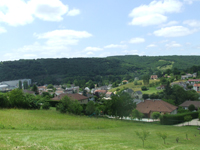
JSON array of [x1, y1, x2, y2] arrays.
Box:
[[1, 55, 200, 85]]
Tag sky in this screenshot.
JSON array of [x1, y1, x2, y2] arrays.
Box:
[[0, 0, 200, 61]]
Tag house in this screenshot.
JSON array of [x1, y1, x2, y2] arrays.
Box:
[[181, 73, 197, 80], [38, 86, 47, 94], [102, 92, 113, 100], [136, 99, 177, 118], [55, 89, 64, 96], [94, 90, 107, 98], [187, 79, 200, 85], [179, 101, 200, 110], [124, 88, 134, 98], [87, 93, 95, 102], [134, 77, 139, 81], [52, 93, 88, 104], [134, 91, 143, 99], [156, 85, 165, 90], [193, 84, 200, 92], [171, 82, 187, 90], [150, 75, 158, 80], [23, 89, 35, 95]]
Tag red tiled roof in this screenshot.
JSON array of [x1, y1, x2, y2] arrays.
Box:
[[122, 80, 128, 82], [136, 100, 177, 114], [52, 93, 88, 101], [179, 101, 200, 109], [188, 79, 200, 82], [194, 84, 200, 87], [94, 90, 107, 94]]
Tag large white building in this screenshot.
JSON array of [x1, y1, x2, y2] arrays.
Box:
[[0, 79, 31, 90]]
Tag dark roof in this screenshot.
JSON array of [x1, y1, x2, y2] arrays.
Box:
[[135, 91, 142, 95], [94, 90, 107, 94], [23, 90, 35, 95], [179, 101, 200, 109], [52, 93, 88, 101], [136, 100, 177, 114], [126, 89, 134, 93]]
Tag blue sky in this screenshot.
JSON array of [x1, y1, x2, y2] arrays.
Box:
[[0, 0, 200, 61]]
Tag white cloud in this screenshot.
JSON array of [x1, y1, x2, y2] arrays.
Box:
[[29, 0, 68, 22], [183, 20, 200, 28], [129, 37, 145, 44], [165, 41, 182, 48], [154, 26, 196, 37], [0, 0, 34, 26], [129, 0, 183, 26], [104, 44, 127, 49], [3, 29, 92, 61], [84, 47, 103, 51], [146, 44, 157, 48], [67, 9, 80, 16], [0, 0, 78, 26], [34, 29, 92, 46], [184, 0, 200, 4], [0, 26, 6, 33]]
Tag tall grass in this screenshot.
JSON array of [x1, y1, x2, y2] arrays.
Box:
[[0, 108, 200, 150]]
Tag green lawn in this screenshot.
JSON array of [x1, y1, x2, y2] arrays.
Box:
[[109, 80, 161, 95], [0, 109, 200, 150]]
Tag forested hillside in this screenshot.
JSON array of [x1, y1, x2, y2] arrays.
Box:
[[1, 55, 200, 85]]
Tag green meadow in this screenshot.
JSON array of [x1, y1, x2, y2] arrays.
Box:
[[0, 108, 199, 150], [109, 80, 162, 95]]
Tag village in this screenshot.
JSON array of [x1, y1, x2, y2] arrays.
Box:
[[0, 71, 200, 122]]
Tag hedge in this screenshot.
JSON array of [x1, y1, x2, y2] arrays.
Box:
[[160, 112, 199, 125]]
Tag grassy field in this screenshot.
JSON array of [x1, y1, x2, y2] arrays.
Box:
[[109, 80, 162, 95], [0, 109, 200, 150]]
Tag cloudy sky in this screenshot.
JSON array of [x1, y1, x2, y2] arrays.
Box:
[[0, 0, 200, 61]]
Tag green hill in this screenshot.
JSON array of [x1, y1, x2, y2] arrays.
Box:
[[1, 55, 200, 84]]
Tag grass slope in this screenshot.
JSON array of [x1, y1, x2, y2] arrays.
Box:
[[109, 80, 162, 95], [0, 109, 200, 150]]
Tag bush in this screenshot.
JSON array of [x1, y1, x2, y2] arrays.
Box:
[[42, 102, 50, 110], [141, 86, 148, 91], [188, 104, 195, 112], [160, 112, 198, 125], [151, 112, 161, 119]]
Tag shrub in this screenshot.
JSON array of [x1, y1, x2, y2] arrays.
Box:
[[142, 94, 149, 100], [42, 102, 50, 110], [141, 86, 148, 91], [160, 112, 198, 125], [188, 104, 195, 112], [151, 112, 161, 120]]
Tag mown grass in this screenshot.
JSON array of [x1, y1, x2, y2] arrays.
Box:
[[0, 109, 200, 150], [109, 80, 161, 95]]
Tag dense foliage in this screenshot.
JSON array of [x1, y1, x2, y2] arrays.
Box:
[[160, 112, 199, 125], [1, 55, 200, 86]]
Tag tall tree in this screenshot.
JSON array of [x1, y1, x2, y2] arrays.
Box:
[[142, 75, 150, 85], [18, 80, 22, 89], [107, 92, 136, 119], [23, 81, 28, 89]]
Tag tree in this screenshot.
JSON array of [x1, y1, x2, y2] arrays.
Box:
[[188, 104, 195, 112], [19, 80, 22, 89], [142, 94, 149, 100], [157, 132, 168, 144], [107, 92, 136, 119], [83, 90, 87, 96], [23, 81, 28, 89], [151, 112, 160, 120], [86, 101, 95, 115], [132, 109, 143, 120], [32, 84, 39, 95], [135, 130, 150, 148], [47, 84, 54, 89], [142, 75, 150, 85], [184, 115, 192, 126]]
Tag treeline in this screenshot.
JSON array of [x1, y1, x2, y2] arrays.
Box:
[[1, 55, 200, 85]]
